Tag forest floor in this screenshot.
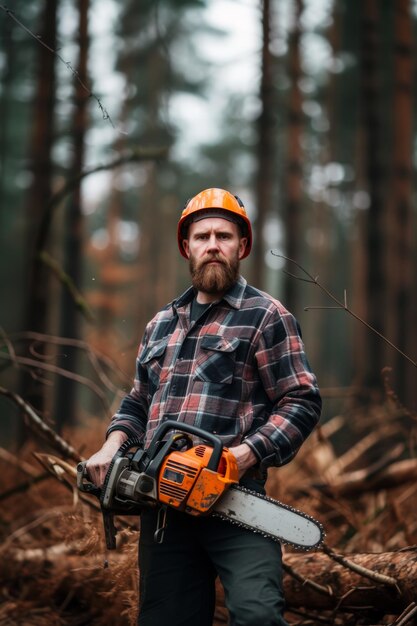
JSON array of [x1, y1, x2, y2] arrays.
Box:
[[1, 398, 416, 626]]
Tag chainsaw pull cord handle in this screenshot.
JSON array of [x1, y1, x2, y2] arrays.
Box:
[[149, 419, 224, 472]]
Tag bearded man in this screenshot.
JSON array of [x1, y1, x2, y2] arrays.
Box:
[[86, 188, 322, 626]]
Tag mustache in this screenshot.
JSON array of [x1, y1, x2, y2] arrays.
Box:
[[199, 254, 228, 266]]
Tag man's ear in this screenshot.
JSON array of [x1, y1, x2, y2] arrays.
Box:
[[238, 238, 248, 259], [182, 239, 190, 258]]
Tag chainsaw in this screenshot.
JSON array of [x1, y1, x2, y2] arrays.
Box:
[[77, 420, 324, 551]]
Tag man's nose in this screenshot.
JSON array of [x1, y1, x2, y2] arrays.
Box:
[[206, 235, 220, 251]]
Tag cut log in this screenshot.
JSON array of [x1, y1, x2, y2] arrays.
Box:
[[283, 548, 417, 612], [214, 548, 417, 622]]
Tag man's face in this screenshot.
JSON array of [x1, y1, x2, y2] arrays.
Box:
[[182, 217, 247, 299]]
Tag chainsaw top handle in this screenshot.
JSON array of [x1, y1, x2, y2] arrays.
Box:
[[148, 420, 224, 472]]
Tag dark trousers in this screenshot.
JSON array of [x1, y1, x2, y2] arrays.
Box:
[[138, 507, 289, 626]]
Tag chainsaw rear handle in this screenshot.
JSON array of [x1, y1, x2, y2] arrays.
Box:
[[76, 461, 102, 497], [149, 420, 224, 472]]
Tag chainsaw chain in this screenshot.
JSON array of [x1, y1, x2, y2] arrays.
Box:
[[212, 484, 325, 551]]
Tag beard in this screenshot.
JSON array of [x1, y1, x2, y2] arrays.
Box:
[[189, 251, 240, 296]]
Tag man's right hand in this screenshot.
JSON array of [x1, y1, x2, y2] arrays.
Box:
[[85, 431, 128, 487]]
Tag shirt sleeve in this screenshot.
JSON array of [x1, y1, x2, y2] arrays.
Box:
[[243, 307, 321, 469], [106, 328, 150, 442]]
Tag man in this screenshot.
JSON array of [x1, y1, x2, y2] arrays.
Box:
[[86, 188, 321, 626]]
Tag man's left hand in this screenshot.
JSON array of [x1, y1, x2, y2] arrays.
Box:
[[228, 442, 257, 478]]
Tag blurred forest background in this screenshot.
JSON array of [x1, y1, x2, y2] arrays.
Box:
[[1, 0, 417, 624], [2, 0, 417, 438]]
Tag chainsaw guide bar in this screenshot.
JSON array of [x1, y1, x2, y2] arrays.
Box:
[[213, 485, 324, 550]]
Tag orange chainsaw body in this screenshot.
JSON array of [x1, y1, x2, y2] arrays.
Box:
[[158, 444, 239, 514]]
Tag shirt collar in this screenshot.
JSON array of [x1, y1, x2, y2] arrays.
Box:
[[173, 275, 247, 311]]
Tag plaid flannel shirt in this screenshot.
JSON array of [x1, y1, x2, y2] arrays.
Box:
[[107, 275, 321, 469]]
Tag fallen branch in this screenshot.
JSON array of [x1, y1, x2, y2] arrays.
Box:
[[321, 426, 400, 482], [313, 458, 417, 497], [0, 387, 81, 462]]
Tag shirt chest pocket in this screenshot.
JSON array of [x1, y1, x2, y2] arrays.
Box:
[[194, 335, 239, 384], [139, 338, 168, 390]]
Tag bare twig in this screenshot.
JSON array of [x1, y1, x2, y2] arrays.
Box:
[[0, 353, 112, 414], [46, 147, 168, 214], [390, 602, 417, 626], [271, 253, 417, 369], [2, 330, 131, 393], [321, 543, 399, 588], [283, 562, 334, 597], [333, 584, 378, 612], [36, 147, 168, 258], [0, 3, 114, 126]]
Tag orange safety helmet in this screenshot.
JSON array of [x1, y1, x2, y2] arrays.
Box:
[[177, 188, 252, 259]]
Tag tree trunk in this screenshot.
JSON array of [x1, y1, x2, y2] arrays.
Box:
[[55, 0, 90, 431], [134, 47, 169, 336], [283, 0, 303, 312], [253, 0, 275, 290], [21, 0, 58, 418], [385, 0, 415, 409], [0, 7, 14, 204], [358, 0, 386, 402]]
